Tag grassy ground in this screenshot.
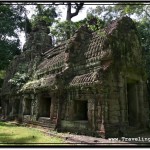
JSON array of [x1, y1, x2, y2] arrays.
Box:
[[0, 121, 64, 145]]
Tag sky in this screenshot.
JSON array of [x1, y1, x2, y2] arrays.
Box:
[[19, 4, 98, 48]]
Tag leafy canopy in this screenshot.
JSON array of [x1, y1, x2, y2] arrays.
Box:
[[0, 4, 26, 70]]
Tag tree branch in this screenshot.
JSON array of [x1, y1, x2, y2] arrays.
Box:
[[144, 6, 150, 19], [70, 2, 84, 19]]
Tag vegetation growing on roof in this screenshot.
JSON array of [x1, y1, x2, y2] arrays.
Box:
[[9, 72, 29, 88]]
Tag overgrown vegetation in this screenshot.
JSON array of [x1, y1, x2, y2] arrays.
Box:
[[8, 72, 29, 88], [87, 3, 150, 84], [1, 3, 150, 86]]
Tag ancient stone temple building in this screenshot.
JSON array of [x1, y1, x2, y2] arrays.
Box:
[[1, 16, 149, 138]]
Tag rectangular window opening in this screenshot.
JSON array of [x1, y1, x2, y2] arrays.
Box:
[[74, 100, 88, 121]]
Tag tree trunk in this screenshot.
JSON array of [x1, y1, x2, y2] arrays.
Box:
[[66, 4, 71, 39], [66, 3, 72, 21], [66, 2, 84, 39]]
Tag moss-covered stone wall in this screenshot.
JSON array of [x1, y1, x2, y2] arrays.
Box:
[[1, 17, 148, 138]]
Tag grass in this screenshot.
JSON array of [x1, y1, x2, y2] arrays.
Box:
[[0, 121, 64, 145]]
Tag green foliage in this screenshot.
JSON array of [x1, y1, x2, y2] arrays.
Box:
[[51, 15, 105, 45], [51, 20, 80, 45], [8, 62, 30, 88], [0, 5, 24, 38], [136, 20, 150, 77], [85, 14, 105, 31], [0, 4, 25, 70], [0, 39, 20, 70], [0, 70, 6, 79], [31, 5, 58, 28], [87, 4, 149, 23], [0, 70, 6, 87], [87, 4, 150, 79], [9, 72, 29, 88]]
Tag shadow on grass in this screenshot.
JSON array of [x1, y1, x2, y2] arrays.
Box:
[[0, 122, 16, 127], [0, 121, 39, 145], [0, 134, 38, 144], [0, 133, 13, 137]]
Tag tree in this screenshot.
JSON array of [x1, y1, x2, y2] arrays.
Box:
[[66, 2, 84, 21], [50, 2, 85, 41], [0, 4, 26, 70], [30, 3, 84, 44], [31, 4, 58, 28], [65, 2, 84, 39], [87, 3, 150, 81], [50, 14, 105, 46], [0, 4, 27, 87]]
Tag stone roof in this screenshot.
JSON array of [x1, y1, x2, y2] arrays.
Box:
[[69, 71, 100, 87], [2, 16, 141, 95], [21, 17, 135, 91], [36, 37, 78, 78], [22, 75, 57, 92]]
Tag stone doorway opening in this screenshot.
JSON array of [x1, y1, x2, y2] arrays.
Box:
[[15, 99, 20, 115], [39, 95, 51, 117], [6, 101, 10, 116], [24, 99, 31, 115], [74, 100, 88, 120], [127, 81, 138, 126]]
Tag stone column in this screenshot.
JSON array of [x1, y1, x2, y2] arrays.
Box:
[[50, 95, 55, 119], [36, 93, 41, 119], [68, 90, 76, 120], [138, 81, 146, 127], [87, 97, 95, 129], [96, 94, 104, 133]]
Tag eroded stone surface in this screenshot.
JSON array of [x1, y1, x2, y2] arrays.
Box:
[[1, 16, 149, 138]]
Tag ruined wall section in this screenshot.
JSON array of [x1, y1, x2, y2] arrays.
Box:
[[106, 16, 144, 75], [1, 20, 52, 119], [23, 20, 52, 54], [102, 16, 148, 137], [59, 25, 114, 136]]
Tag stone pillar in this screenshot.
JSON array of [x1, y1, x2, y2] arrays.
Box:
[[64, 91, 70, 120], [50, 95, 55, 119], [22, 96, 26, 115], [36, 93, 41, 119], [88, 98, 94, 129], [68, 90, 76, 120], [138, 81, 146, 127], [96, 94, 105, 134]]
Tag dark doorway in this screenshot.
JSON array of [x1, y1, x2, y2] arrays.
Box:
[[7, 101, 12, 116], [39, 96, 51, 117], [127, 82, 138, 126], [24, 99, 31, 115], [15, 99, 20, 115], [74, 100, 88, 120]]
